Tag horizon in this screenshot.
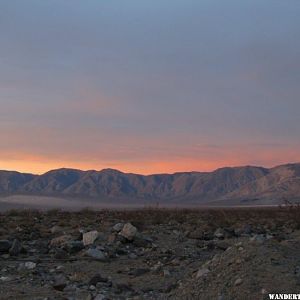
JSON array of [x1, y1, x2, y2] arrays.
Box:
[[1, 161, 299, 176], [1, 1, 300, 174]]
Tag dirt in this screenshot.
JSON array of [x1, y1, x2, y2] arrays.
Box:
[[0, 207, 300, 299]]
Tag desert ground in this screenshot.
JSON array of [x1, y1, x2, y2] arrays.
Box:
[[1, 206, 300, 300]]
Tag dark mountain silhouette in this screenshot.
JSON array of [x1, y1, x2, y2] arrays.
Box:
[[0, 171, 36, 194], [0, 163, 299, 204]]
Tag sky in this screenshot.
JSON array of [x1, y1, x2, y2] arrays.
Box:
[[0, 0, 299, 175]]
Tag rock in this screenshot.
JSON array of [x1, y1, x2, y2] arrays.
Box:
[[130, 268, 150, 277], [0, 276, 11, 282], [64, 241, 84, 254], [214, 228, 225, 239], [86, 248, 107, 261], [52, 274, 67, 291], [0, 240, 12, 253], [108, 233, 117, 244], [112, 223, 124, 232], [295, 266, 300, 276], [132, 236, 152, 248], [234, 278, 243, 286], [250, 234, 266, 244], [163, 283, 178, 293], [119, 223, 137, 241], [215, 241, 230, 251], [113, 281, 132, 293], [196, 268, 210, 279], [50, 235, 73, 247], [24, 262, 36, 270], [54, 248, 69, 259], [50, 225, 63, 234], [9, 239, 22, 256], [128, 253, 137, 259], [243, 224, 253, 235], [83, 231, 99, 246], [152, 262, 164, 272], [163, 269, 171, 277], [94, 295, 106, 300], [187, 230, 205, 240], [89, 274, 108, 286]]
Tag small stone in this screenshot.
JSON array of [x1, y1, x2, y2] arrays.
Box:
[[243, 224, 252, 235], [50, 225, 63, 234], [132, 236, 152, 248], [119, 223, 137, 241], [250, 234, 266, 244], [196, 268, 210, 279], [236, 258, 242, 264], [214, 228, 224, 239], [54, 248, 68, 259], [0, 276, 11, 282], [261, 288, 267, 294], [215, 241, 230, 251], [86, 248, 107, 261], [187, 230, 205, 240], [112, 223, 124, 232], [0, 240, 12, 253], [163, 269, 171, 277], [24, 262, 36, 270], [234, 278, 243, 286], [108, 233, 117, 244], [52, 274, 67, 291], [9, 239, 22, 256], [130, 268, 150, 277], [83, 231, 99, 246], [128, 253, 137, 259], [113, 281, 132, 293], [50, 235, 73, 247], [64, 241, 84, 254], [94, 295, 106, 300], [152, 262, 163, 272], [89, 274, 108, 286], [163, 283, 178, 293]]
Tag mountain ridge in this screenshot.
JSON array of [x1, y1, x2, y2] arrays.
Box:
[[0, 163, 299, 204]]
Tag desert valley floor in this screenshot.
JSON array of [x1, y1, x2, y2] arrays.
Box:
[[1, 207, 300, 299]]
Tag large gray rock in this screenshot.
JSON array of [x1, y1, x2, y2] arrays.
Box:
[[119, 223, 137, 241], [83, 231, 99, 246]]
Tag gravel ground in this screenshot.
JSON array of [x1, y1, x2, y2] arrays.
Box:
[[0, 207, 300, 299]]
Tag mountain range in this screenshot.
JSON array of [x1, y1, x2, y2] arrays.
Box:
[[0, 163, 299, 205]]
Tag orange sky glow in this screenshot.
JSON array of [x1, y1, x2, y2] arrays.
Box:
[[1, 147, 299, 175]]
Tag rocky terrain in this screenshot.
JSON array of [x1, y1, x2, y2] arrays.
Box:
[[1, 206, 300, 299], [0, 163, 300, 205]]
